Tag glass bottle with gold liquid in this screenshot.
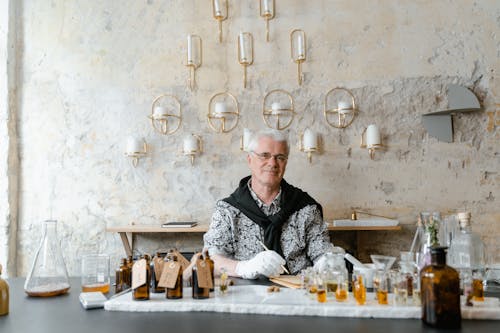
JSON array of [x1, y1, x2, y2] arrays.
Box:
[[166, 253, 183, 299], [0, 264, 9, 316], [352, 269, 366, 305], [132, 254, 151, 300], [421, 246, 461, 329]]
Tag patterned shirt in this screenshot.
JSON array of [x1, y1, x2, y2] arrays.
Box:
[[203, 181, 333, 275]]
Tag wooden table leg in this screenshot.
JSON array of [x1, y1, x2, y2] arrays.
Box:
[[119, 232, 133, 257]]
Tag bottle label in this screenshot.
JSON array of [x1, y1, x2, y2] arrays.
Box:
[[153, 257, 164, 279], [196, 259, 213, 289], [173, 250, 190, 272], [132, 259, 147, 289], [158, 262, 181, 289]]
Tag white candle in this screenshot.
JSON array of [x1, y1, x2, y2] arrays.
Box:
[[239, 33, 247, 62], [187, 35, 193, 64], [183, 135, 198, 153], [303, 129, 317, 150], [297, 34, 305, 58], [214, 0, 222, 16], [338, 101, 352, 114], [271, 102, 284, 115], [153, 106, 168, 118], [126, 137, 144, 154], [263, 0, 271, 14], [214, 102, 227, 118], [366, 124, 381, 148], [243, 128, 252, 151]]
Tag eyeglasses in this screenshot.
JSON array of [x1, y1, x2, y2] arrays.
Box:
[[251, 151, 288, 162]]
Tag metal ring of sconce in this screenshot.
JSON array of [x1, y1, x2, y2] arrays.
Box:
[[323, 87, 357, 129], [207, 92, 240, 133], [262, 89, 295, 130], [149, 94, 182, 135]]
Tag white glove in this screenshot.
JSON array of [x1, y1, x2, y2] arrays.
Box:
[[313, 254, 329, 273], [235, 250, 286, 279]]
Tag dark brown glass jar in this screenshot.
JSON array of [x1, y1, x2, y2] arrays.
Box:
[[133, 255, 151, 301], [203, 250, 215, 292], [166, 254, 183, 299], [115, 258, 129, 293], [421, 246, 461, 329], [192, 262, 209, 299], [151, 252, 166, 293]]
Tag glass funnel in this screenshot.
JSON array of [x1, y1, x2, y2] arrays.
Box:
[[370, 255, 396, 272], [24, 220, 70, 297]]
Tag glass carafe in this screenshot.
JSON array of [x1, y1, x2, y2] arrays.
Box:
[[24, 220, 70, 297]]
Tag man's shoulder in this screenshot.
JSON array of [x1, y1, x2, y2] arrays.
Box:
[[215, 199, 242, 214]]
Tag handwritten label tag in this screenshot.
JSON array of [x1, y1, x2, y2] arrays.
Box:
[[196, 259, 213, 289], [173, 250, 190, 272], [132, 259, 146, 290], [153, 257, 164, 280], [158, 261, 181, 289]]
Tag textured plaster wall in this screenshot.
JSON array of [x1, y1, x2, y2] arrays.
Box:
[[1, 0, 498, 276]]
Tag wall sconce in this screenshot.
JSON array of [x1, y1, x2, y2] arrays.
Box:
[[182, 134, 203, 165], [299, 128, 319, 163], [148, 94, 182, 135], [238, 32, 253, 89], [262, 89, 295, 130], [125, 136, 148, 167], [212, 0, 228, 43], [186, 34, 202, 91], [324, 87, 357, 129], [240, 128, 253, 152], [207, 92, 239, 133], [360, 124, 383, 160], [290, 29, 306, 85], [259, 0, 275, 42]]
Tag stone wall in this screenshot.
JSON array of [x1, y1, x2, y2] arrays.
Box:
[[0, 0, 498, 276]]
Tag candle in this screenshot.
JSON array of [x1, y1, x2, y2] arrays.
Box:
[[271, 102, 285, 115], [366, 124, 381, 148], [303, 129, 317, 150], [183, 135, 198, 153], [214, 102, 227, 118], [263, 0, 271, 14], [126, 137, 144, 154], [297, 34, 305, 58], [338, 101, 352, 114], [239, 33, 247, 62], [243, 128, 252, 151], [187, 35, 193, 64], [153, 106, 168, 118], [214, 0, 222, 16]]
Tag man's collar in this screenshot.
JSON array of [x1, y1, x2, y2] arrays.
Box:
[[247, 178, 281, 209]]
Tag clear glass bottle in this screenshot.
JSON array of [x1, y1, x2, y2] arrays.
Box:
[[421, 246, 461, 329], [24, 220, 70, 297], [448, 212, 486, 294], [166, 253, 183, 299], [322, 252, 348, 297], [0, 264, 9, 316]]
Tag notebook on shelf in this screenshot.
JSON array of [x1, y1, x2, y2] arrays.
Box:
[[161, 222, 198, 228]]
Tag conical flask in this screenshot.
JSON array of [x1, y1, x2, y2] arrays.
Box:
[[24, 220, 70, 297]]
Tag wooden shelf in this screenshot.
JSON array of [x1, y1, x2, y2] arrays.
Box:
[[329, 225, 401, 231], [106, 225, 209, 233]]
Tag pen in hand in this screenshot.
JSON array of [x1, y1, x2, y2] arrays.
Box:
[[258, 240, 290, 275]]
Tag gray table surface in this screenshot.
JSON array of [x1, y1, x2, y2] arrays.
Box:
[[1, 278, 500, 333]]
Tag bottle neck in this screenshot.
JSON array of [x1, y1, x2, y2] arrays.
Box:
[[431, 252, 446, 266]]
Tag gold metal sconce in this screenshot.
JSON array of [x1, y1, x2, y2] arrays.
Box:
[[207, 92, 240, 133], [125, 136, 148, 167], [182, 134, 203, 165], [148, 94, 182, 135], [259, 0, 275, 42], [290, 29, 306, 85], [212, 0, 228, 43], [262, 89, 295, 130], [299, 128, 319, 163], [186, 34, 202, 91], [324, 87, 357, 128], [360, 124, 383, 160], [238, 32, 253, 88]]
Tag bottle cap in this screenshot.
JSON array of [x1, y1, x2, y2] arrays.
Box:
[[430, 246, 448, 254]]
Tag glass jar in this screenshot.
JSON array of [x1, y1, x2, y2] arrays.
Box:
[[24, 220, 70, 297], [421, 246, 461, 329], [0, 264, 9, 316]]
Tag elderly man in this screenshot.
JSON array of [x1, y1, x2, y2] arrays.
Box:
[[204, 129, 334, 279]]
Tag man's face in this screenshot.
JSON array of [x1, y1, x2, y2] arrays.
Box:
[[247, 136, 288, 189]]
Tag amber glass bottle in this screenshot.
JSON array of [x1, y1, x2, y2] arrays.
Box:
[[151, 252, 166, 293], [421, 246, 461, 329], [115, 258, 129, 293], [166, 254, 183, 299], [192, 261, 209, 299], [203, 250, 215, 292], [126, 256, 133, 288], [133, 255, 151, 300], [0, 264, 9, 316]]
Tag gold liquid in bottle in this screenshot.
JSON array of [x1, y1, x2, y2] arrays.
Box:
[[335, 282, 348, 302], [133, 255, 151, 301], [166, 254, 183, 299], [0, 264, 9, 316], [316, 289, 327, 303], [82, 283, 110, 293], [326, 281, 338, 293], [377, 290, 388, 305], [472, 278, 484, 302], [353, 276, 366, 305]]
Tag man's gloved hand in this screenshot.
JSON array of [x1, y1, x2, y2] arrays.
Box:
[[313, 254, 329, 273], [235, 250, 286, 279]]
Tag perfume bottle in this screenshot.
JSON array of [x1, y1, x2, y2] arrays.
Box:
[[421, 246, 461, 329], [166, 253, 183, 299], [203, 249, 215, 292], [192, 257, 209, 299], [132, 254, 151, 300], [0, 264, 9, 316], [151, 252, 166, 293], [115, 258, 129, 293]]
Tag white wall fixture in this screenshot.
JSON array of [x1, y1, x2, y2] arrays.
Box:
[[240, 128, 253, 152], [238, 32, 253, 88], [148, 94, 182, 135], [360, 124, 383, 160], [259, 0, 275, 42], [212, 0, 228, 43], [125, 136, 148, 167], [207, 92, 239, 133], [262, 89, 295, 130], [422, 84, 481, 142], [324, 87, 357, 128], [299, 128, 319, 163], [290, 29, 306, 85], [186, 34, 202, 91], [182, 134, 203, 165]]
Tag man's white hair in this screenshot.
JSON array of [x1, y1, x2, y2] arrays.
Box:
[[247, 129, 290, 154]]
